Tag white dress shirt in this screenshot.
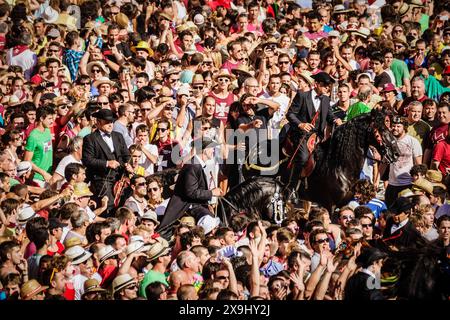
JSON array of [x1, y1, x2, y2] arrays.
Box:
[[311, 90, 321, 112], [100, 131, 114, 152], [391, 218, 409, 234]]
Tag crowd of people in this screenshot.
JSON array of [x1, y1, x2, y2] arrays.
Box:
[[0, 0, 449, 301]]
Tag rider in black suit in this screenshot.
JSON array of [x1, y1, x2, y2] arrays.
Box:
[[157, 139, 224, 239], [82, 109, 131, 216], [286, 72, 340, 193]]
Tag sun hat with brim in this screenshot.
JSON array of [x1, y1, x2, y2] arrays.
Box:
[[73, 182, 94, 198], [410, 0, 425, 8], [295, 36, 312, 49], [158, 86, 174, 104], [398, 188, 415, 198], [18, 205, 36, 225], [164, 66, 180, 77], [398, 3, 410, 17], [112, 274, 137, 295], [194, 13, 205, 26], [177, 84, 191, 97], [55, 14, 77, 31], [179, 216, 196, 227], [389, 197, 413, 215], [328, 30, 340, 38], [42, 6, 59, 24], [142, 209, 160, 226], [412, 178, 434, 195], [191, 74, 205, 85], [298, 71, 315, 86], [93, 77, 114, 88], [231, 64, 253, 78], [197, 215, 221, 235], [213, 69, 236, 82], [426, 170, 447, 189], [65, 245, 92, 265], [393, 36, 408, 47], [158, 12, 172, 21], [125, 241, 147, 256], [131, 41, 154, 57], [47, 28, 61, 39], [86, 61, 109, 77], [64, 237, 83, 249], [351, 27, 371, 38], [81, 279, 105, 298], [146, 241, 170, 262], [17, 161, 32, 177], [333, 5, 354, 15], [98, 245, 121, 265], [20, 280, 48, 300], [8, 95, 21, 107]]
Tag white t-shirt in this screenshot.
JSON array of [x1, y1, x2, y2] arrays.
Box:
[[155, 198, 169, 216], [139, 143, 159, 176], [6, 48, 37, 80], [73, 272, 102, 300], [82, 206, 97, 223], [54, 154, 82, 189], [264, 93, 290, 138], [124, 196, 147, 217], [389, 134, 422, 186]]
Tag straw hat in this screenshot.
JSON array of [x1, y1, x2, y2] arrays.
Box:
[[86, 61, 109, 77], [42, 6, 59, 24], [64, 237, 83, 249], [20, 280, 48, 300], [179, 216, 196, 227], [426, 170, 447, 189], [112, 274, 137, 295], [146, 240, 170, 262], [81, 279, 105, 298], [93, 76, 114, 88], [158, 86, 174, 104], [73, 182, 93, 198], [295, 36, 312, 49], [191, 74, 205, 85], [65, 245, 92, 265], [125, 241, 148, 256], [131, 41, 154, 57], [213, 69, 236, 82], [412, 178, 434, 195], [17, 204, 36, 225], [98, 245, 121, 265], [398, 3, 410, 17], [410, 0, 425, 8], [392, 35, 409, 47], [142, 209, 160, 226], [333, 5, 353, 15], [297, 71, 314, 86], [231, 64, 253, 78]]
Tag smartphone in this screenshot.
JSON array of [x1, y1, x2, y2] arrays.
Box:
[[440, 15, 449, 21]]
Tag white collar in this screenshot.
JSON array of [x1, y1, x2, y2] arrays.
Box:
[[395, 218, 409, 229], [194, 155, 207, 168], [361, 268, 377, 279]]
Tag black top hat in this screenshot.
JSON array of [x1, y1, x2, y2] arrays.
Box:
[[389, 197, 413, 215], [355, 247, 388, 268], [93, 109, 117, 122], [311, 72, 335, 85]]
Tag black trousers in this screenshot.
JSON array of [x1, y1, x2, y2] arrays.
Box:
[[90, 178, 117, 217]]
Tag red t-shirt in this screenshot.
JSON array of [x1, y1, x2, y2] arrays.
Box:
[[432, 139, 450, 175], [63, 283, 75, 300], [47, 241, 65, 256], [220, 60, 241, 73], [99, 265, 119, 289], [427, 123, 449, 149], [209, 91, 235, 124]]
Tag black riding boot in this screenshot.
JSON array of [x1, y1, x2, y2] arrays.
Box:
[[287, 163, 303, 205]]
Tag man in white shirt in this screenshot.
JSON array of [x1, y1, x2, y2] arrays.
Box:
[[264, 74, 290, 139], [134, 124, 158, 176], [385, 116, 423, 207]]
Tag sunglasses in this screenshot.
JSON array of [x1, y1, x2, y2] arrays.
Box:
[[149, 187, 160, 192], [361, 223, 372, 228], [48, 49, 59, 53], [316, 238, 330, 244], [125, 285, 137, 290], [59, 105, 70, 109], [80, 82, 90, 85], [279, 61, 290, 64], [342, 215, 354, 220], [99, 102, 109, 105], [157, 128, 168, 132], [193, 85, 204, 89], [141, 108, 151, 111], [92, 69, 102, 73], [218, 78, 230, 83], [136, 182, 146, 187], [202, 126, 211, 130]]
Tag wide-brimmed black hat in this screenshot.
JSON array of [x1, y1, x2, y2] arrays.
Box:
[[355, 247, 388, 268], [311, 72, 335, 85], [389, 196, 413, 215], [192, 138, 220, 153], [92, 109, 116, 122]]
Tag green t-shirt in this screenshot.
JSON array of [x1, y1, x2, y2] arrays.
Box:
[[346, 101, 371, 121], [407, 119, 431, 147], [390, 59, 410, 88], [25, 128, 53, 181], [419, 14, 429, 33], [139, 270, 169, 298], [9, 178, 19, 187]]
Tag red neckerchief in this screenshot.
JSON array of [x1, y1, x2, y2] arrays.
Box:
[[12, 45, 29, 56]]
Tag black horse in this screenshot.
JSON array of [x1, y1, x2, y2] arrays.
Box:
[[241, 109, 400, 211]]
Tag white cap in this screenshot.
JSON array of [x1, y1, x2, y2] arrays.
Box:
[[193, 14, 205, 25], [197, 215, 220, 235]]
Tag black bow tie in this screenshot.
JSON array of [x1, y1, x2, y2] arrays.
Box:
[[102, 132, 111, 138], [315, 95, 322, 100]]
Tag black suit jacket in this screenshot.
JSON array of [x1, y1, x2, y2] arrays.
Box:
[[382, 219, 425, 249], [286, 90, 335, 139], [158, 161, 213, 231], [344, 272, 385, 301], [82, 130, 130, 182]]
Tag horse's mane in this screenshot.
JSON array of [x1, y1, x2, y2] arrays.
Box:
[[317, 113, 374, 174], [225, 176, 283, 220]]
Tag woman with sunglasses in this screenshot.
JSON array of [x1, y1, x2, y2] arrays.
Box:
[[1, 129, 23, 165]]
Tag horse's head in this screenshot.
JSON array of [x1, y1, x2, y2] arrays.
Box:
[[369, 109, 400, 164]]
